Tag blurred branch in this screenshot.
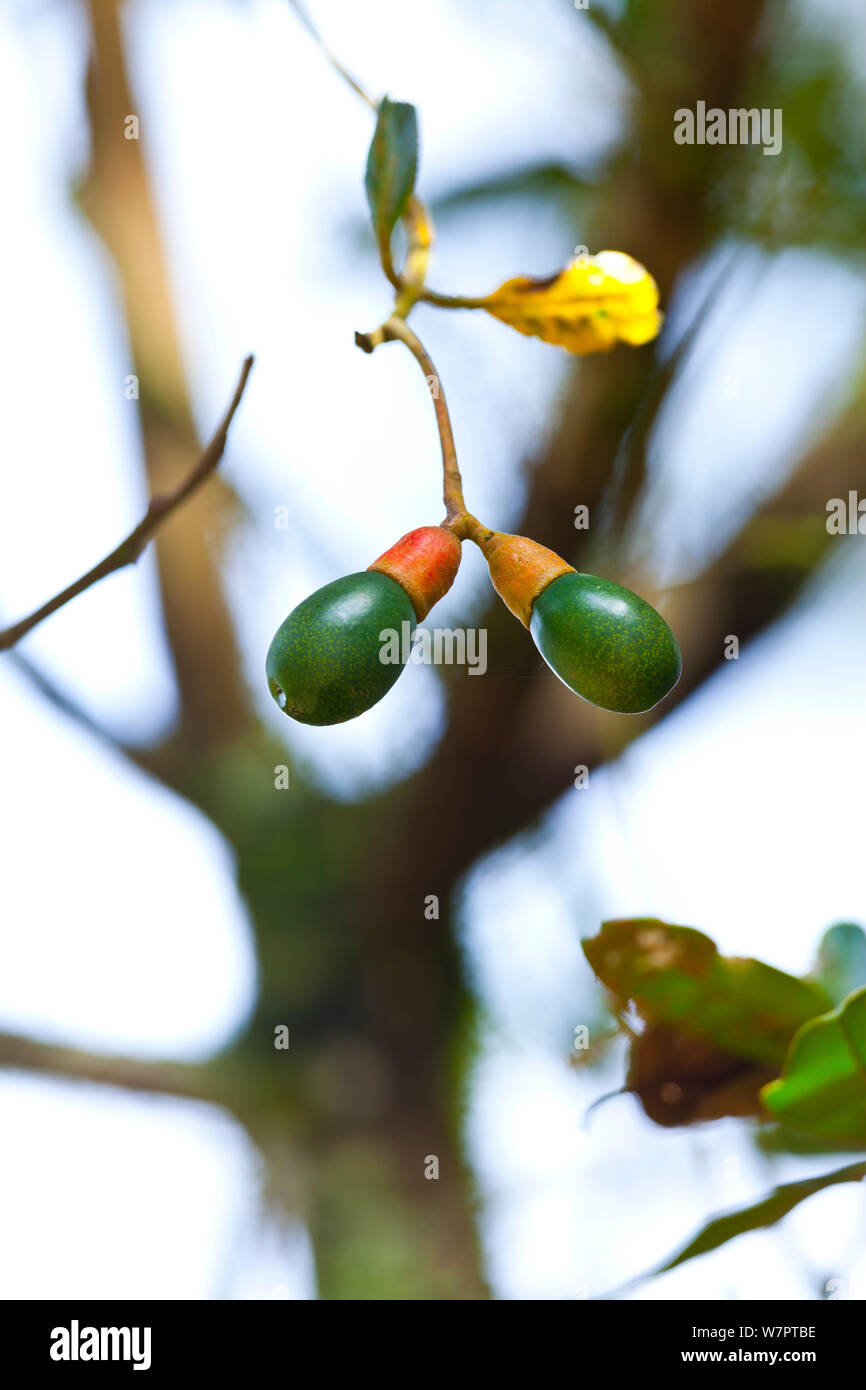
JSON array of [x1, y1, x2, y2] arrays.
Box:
[[0, 358, 253, 652], [0, 1031, 221, 1104], [602, 244, 754, 544], [0, 1028, 314, 1140], [4, 650, 146, 772], [429, 160, 591, 217], [580, 1, 644, 90], [4, 646, 209, 787]]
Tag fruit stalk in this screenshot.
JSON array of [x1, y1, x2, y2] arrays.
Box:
[[375, 316, 467, 527]]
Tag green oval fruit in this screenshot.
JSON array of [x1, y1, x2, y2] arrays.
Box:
[[266, 571, 415, 725], [530, 572, 681, 714]]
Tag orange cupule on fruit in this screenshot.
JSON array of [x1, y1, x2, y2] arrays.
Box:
[[476, 530, 574, 627]]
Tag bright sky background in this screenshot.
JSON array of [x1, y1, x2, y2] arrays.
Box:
[[1, 0, 864, 1300]]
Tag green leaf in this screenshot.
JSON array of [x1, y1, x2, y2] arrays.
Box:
[[762, 987, 866, 1142], [812, 923, 866, 1005], [364, 96, 418, 256], [583, 919, 830, 1067], [642, 1160, 866, 1281]]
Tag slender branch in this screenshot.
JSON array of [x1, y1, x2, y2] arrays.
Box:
[[287, 0, 378, 110], [381, 248, 489, 315], [0, 356, 254, 652], [417, 288, 489, 311]]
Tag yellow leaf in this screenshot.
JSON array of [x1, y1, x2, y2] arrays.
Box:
[[481, 250, 662, 355]]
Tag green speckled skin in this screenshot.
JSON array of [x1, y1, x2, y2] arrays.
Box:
[[530, 571, 681, 714], [266, 571, 415, 725]]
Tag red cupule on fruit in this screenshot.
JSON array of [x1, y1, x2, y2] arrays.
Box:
[[367, 525, 462, 621]]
